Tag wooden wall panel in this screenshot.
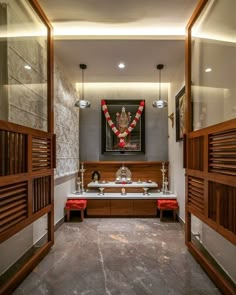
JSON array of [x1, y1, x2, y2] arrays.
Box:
[[188, 136, 204, 171]]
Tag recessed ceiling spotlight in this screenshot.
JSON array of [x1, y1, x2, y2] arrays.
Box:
[[24, 65, 31, 70], [205, 68, 212, 72], [118, 62, 125, 69]]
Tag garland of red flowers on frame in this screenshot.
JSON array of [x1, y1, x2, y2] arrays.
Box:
[[101, 100, 145, 148]]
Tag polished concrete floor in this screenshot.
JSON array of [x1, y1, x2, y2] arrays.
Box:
[[13, 218, 220, 295]]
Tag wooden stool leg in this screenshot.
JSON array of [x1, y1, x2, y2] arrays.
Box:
[[160, 209, 163, 221], [67, 210, 70, 222], [81, 209, 84, 221], [173, 210, 176, 221]]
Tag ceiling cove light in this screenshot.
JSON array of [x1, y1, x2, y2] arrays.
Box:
[[118, 62, 125, 69], [152, 64, 168, 109], [205, 68, 212, 72], [53, 24, 185, 38], [74, 64, 91, 109]]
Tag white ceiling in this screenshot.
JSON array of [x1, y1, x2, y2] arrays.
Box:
[[38, 0, 198, 83]]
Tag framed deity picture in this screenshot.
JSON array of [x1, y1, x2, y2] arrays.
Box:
[[175, 86, 185, 142], [101, 100, 145, 154]]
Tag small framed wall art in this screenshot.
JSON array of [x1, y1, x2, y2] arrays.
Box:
[[175, 86, 185, 141]]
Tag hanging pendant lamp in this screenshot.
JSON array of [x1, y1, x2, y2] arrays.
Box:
[[75, 64, 91, 108], [152, 64, 168, 109]]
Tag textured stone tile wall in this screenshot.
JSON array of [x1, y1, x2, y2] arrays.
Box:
[[54, 61, 79, 178]]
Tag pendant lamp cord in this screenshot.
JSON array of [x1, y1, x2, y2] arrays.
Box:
[[159, 68, 161, 100], [82, 68, 84, 100]]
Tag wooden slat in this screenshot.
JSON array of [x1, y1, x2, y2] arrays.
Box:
[[209, 129, 236, 176], [188, 199, 204, 210], [210, 145, 236, 150], [211, 158, 236, 162], [189, 184, 204, 193], [209, 163, 236, 169], [188, 176, 204, 215], [31, 136, 51, 171], [0, 187, 27, 199], [189, 178, 204, 186], [210, 170, 236, 176], [0, 209, 27, 229], [32, 176, 50, 213], [209, 137, 236, 144], [0, 129, 27, 176], [0, 216, 26, 234], [0, 204, 27, 221], [0, 194, 26, 206], [188, 191, 204, 201], [210, 151, 236, 156], [0, 182, 27, 193], [0, 181, 28, 234], [0, 199, 26, 213]]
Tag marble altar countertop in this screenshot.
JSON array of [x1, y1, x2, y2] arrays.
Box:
[[87, 181, 158, 188], [67, 192, 176, 200]]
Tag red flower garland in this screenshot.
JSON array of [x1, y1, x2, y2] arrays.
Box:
[[101, 100, 145, 148]]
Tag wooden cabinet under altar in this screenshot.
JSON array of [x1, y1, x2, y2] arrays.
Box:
[[86, 200, 110, 216], [86, 199, 158, 217]]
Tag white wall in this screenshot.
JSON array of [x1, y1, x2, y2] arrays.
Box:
[[168, 60, 186, 221], [53, 57, 79, 224], [54, 174, 77, 224]]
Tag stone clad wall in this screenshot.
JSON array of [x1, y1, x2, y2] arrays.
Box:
[[54, 60, 80, 178]]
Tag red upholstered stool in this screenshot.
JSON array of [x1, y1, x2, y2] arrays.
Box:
[[65, 199, 87, 222], [157, 200, 179, 221]]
